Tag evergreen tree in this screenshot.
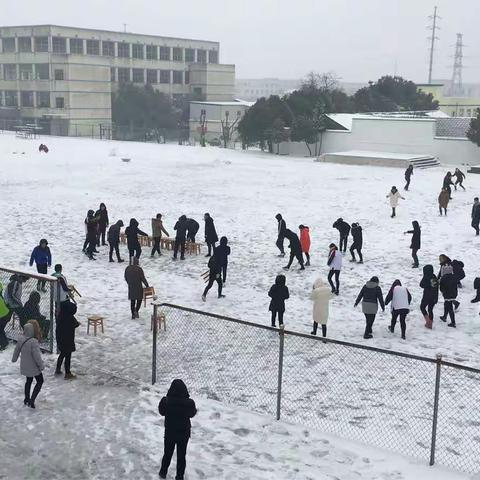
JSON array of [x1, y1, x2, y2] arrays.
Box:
[[467, 109, 480, 147]]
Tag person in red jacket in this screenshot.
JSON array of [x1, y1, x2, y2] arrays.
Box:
[[299, 225, 311, 266]]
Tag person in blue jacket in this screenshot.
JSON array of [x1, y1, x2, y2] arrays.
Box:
[[29, 239, 52, 292]]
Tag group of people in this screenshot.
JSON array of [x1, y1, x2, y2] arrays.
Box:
[[275, 214, 311, 270]]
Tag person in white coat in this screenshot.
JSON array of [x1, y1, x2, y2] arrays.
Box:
[[386, 186, 405, 218], [11, 320, 45, 408], [327, 243, 342, 295], [310, 278, 334, 337], [385, 280, 412, 340]]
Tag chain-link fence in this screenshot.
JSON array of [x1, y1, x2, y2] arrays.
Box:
[[152, 303, 480, 475], [0, 267, 59, 353]]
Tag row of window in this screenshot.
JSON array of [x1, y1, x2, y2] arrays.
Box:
[[1, 63, 64, 81], [455, 107, 478, 117], [112, 67, 189, 85], [0, 90, 64, 108], [0, 36, 218, 63]]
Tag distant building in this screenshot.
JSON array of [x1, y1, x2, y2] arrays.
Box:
[[235, 78, 300, 101], [0, 25, 235, 136]]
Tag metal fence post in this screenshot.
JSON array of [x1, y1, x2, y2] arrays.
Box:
[[276, 325, 285, 421], [49, 282, 54, 353], [430, 353, 442, 466], [152, 304, 158, 385]]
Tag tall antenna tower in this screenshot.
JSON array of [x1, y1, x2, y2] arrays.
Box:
[[427, 6, 440, 84], [450, 33, 464, 96]]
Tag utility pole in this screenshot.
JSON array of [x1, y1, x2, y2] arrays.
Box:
[[427, 6, 440, 84], [450, 33, 464, 96]]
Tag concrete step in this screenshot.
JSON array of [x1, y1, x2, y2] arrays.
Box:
[[467, 166, 480, 174]]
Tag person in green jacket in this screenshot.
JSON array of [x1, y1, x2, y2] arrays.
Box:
[[0, 283, 12, 350]]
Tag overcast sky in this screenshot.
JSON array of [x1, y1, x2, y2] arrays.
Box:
[[3, 0, 479, 83]]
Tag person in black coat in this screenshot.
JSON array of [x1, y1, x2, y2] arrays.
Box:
[[186, 218, 200, 243], [332, 218, 350, 253], [107, 220, 124, 263], [420, 265, 439, 329], [201, 252, 224, 301], [443, 172, 454, 199], [275, 214, 287, 256], [55, 299, 80, 379], [349, 223, 363, 263], [354, 276, 385, 339], [215, 236, 231, 283], [451, 259, 465, 288], [404, 221, 421, 268], [268, 274, 289, 327], [439, 265, 458, 327], [95, 203, 109, 247], [471, 277, 480, 303], [204, 213, 218, 257], [453, 168, 466, 191], [158, 379, 197, 480], [84, 210, 99, 260], [404, 164, 414, 190], [125, 218, 148, 262], [472, 197, 480, 236], [173, 215, 188, 260], [283, 229, 305, 271]]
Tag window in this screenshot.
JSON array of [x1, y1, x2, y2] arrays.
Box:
[[56, 97, 65, 108], [5, 90, 18, 107], [193, 87, 203, 99], [159, 46, 170, 61], [118, 67, 130, 83], [69, 38, 84, 55], [86, 39, 100, 55], [173, 48, 183, 62], [35, 64, 49, 80], [102, 40, 114, 56], [132, 44, 144, 59], [172, 70, 183, 84], [159, 70, 170, 84], [146, 45, 157, 60], [132, 68, 144, 83], [19, 64, 34, 80], [37, 91, 50, 108], [52, 37, 67, 53], [110, 67, 116, 82], [185, 48, 195, 62], [54, 69, 65, 81], [34, 36, 49, 52], [0, 93, 3, 107], [2, 37, 15, 52], [3, 64, 17, 80], [146, 69, 157, 84], [21, 91, 34, 107], [184, 71, 190, 84], [117, 42, 130, 58], [197, 49, 207, 64], [18, 37, 32, 52], [208, 50, 218, 64]]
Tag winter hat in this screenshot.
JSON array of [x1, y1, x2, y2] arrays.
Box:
[[329, 243, 337, 249], [40, 238, 48, 246], [167, 379, 190, 398], [275, 274, 286, 286], [370, 276, 379, 283], [423, 265, 434, 278], [275, 214, 282, 220], [220, 236, 228, 246]]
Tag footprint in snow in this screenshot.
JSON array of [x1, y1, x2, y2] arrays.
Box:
[[233, 427, 250, 437], [311, 450, 329, 458], [209, 411, 221, 420]]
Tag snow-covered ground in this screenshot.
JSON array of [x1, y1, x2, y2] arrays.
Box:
[[1, 133, 479, 479]]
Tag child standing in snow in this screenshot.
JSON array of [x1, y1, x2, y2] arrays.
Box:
[[327, 243, 342, 295], [310, 278, 333, 337], [386, 186, 404, 218], [404, 221, 421, 268], [385, 280, 412, 340], [299, 225, 311, 266], [29, 239, 52, 291], [349, 222, 363, 263], [268, 275, 289, 327], [420, 265, 438, 329]]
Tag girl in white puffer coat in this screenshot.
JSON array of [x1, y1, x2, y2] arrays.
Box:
[[310, 278, 334, 337], [386, 186, 405, 218]]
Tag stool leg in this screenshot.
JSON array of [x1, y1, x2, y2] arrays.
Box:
[[94, 323, 97, 336], [101, 320, 104, 333], [87, 321, 90, 335]]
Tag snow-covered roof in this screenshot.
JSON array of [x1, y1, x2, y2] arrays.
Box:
[[325, 113, 355, 130], [326, 150, 435, 161], [190, 99, 254, 107]]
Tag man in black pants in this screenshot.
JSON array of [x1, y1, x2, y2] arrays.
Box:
[[349, 223, 363, 263], [472, 197, 480, 236], [283, 229, 305, 270], [107, 220, 124, 262], [439, 265, 458, 327], [215, 236, 231, 283], [202, 253, 225, 301], [404, 164, 413, 190], [186, 218, 200, 243], [173, 215, 188, 260], [332, 218, 350, 253], [275, 214, 287, 257]]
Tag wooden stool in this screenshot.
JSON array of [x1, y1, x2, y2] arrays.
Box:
[[68, 284, 82, 298], [87, 315, 104, 336], [119, 232, 126, 244], [143, 286, 156, 307], [151, 312, 166, 332]]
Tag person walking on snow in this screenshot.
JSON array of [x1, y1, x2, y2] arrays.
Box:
[[385, 280, 412, 340], [443, 172, 454, 200], [29, 239, 52, 291], [84, 210, 99, 260], [327, 243, 342, 295], [124, 258, 149, 319], [215, 236, 231, 283], [354, 276, 385, 339], [283, 229, 305, 270], [404, 220, 421, 268], [151, 214, 169, 257], [332, 218, 350, 253], [386, 186, 404, 218], [11, 321, 45, 409], [185, 218, 200, 243], [204, 213, 218, 257], [95, 203, 109, 247], [349, 222, 363, 263], [125, 218, 148, 262], [310, 278, 333, 337], [275, 214, 287, 257], [404, 164, 414, 190], [438, 188, 450, 216], [268, 274, 289, 327], [202, 251, 224, 301], [299, 225, 311, 266], [158, 379, 197, 480], [420, 265, 438, 329], [438, 254, 460, 311], [471, 277, 480, 303], [173, 215, 188, 260], [439, 264, 458, 327], [107, 220, 125, 262], [55, 299, 80, 380], [471, 197, 480, 236], [453, 168, 466, 191]]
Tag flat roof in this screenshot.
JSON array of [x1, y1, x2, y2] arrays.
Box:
[[191, 100, 254, 107], [326, 150, 435, 161], [0, 24, 219, 45]]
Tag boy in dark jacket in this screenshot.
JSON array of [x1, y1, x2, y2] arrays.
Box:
[[29, 239, 52, 291], [107, 220, 124, 263], [204, 213, 218, 257], [439, 265, 458, 327], [202, 252, 224, 301], [125, 218, 148, 262], [158, 379, 197, 480], [404, 164, 413, 190], [332, 218, 350, 253], [215, 236, 231, 283], [84, 210, 99, 260], [404, 221, 421, 268], [420, 265, 438, 329], [283, 229, 305, 271], [55, 299, 80, 379], [173, 215, 188, 260], [349, 223, 363, 263], [186, 218, 200, 243], [95, 203, 109, 246], [268, 275, 289, 327], [275, 214, 287, 256]]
